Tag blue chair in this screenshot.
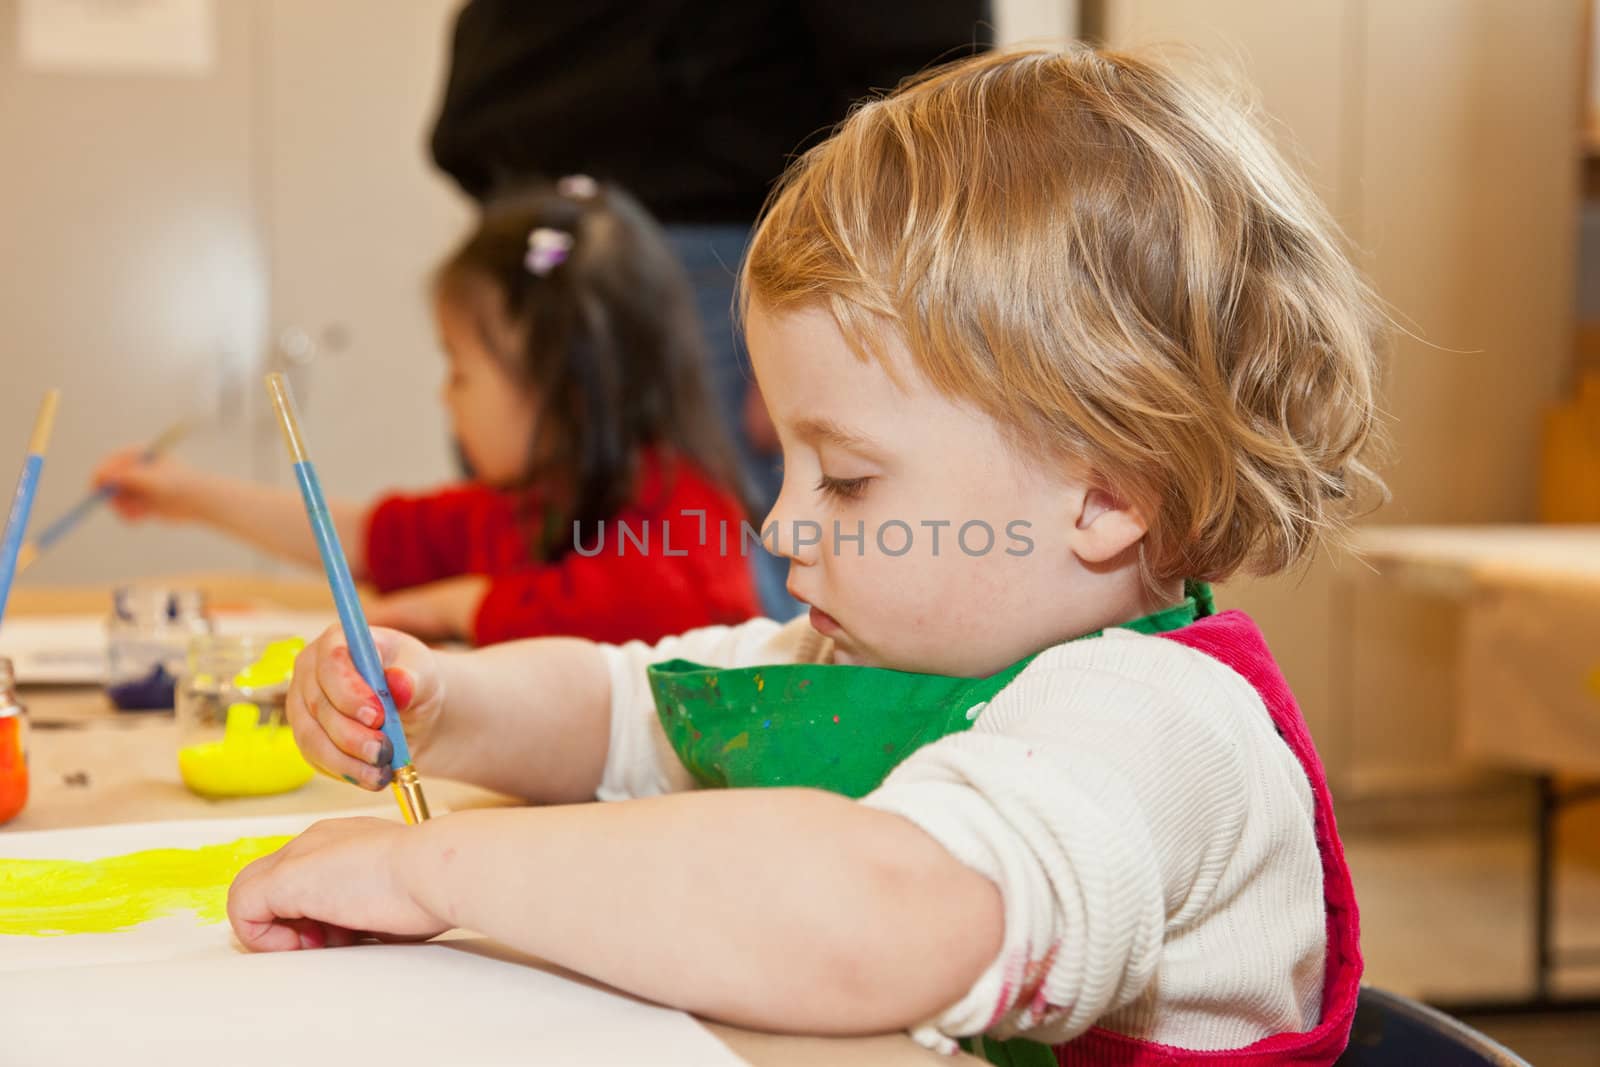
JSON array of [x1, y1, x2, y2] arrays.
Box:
[[1336, 987, 1531, 1066]]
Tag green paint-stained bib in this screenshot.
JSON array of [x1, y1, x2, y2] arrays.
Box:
[[647, 584, 1213, 799], [649, 656, 1031, 799]]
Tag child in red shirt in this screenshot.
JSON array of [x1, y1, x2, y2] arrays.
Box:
[[93, 180, 759, 645]]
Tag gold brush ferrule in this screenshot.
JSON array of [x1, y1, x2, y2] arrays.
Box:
[[391, 763, 432, 824]]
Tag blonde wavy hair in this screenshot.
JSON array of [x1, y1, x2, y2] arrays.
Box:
[[743, 45, 1387, 583]]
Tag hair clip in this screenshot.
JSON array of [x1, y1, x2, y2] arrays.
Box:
[[526, 227, 574, 276], [557, 174, 599, 199]]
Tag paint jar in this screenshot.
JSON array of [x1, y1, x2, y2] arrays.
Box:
[[176, 633, 313, 797], [0, 657, 28, 825], [105, 585, 211, 711]]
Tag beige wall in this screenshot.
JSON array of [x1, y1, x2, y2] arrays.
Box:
[[1101, 1, 1583, 795], [0, 0, 266, 583], [0, 1, 466, 587], [995, 0, 1079, 44]]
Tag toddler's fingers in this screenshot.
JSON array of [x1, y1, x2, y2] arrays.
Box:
[[305, 639, 388, 729], [291, 688, 392, 790], [290, 637, 366, 729], [228, 852, 299, 952], [285, 626, 424, 786], [358, 629, 433, 717], [229, 880, 352, 952], [286, 666, 391, 789], [369, 627, 430, 686], [384, 665, 416, 712], [90, 446, 143, 488], [299, 919, 361, 949], [106, 495, 149, 521]]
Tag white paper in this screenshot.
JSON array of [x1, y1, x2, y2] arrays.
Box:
[[0, 610, 336, 685], [0, 942, 748, 1066], [0, 812, 747, 1065], [19, 0, 214, 75], [0, 614, 107, 684]]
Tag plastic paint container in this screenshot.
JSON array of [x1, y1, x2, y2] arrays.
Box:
[[177, 634, 312, 797], [0, 657, 29, 824]]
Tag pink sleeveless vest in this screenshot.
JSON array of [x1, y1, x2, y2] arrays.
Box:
[[1055, 611, 1363, 1066]]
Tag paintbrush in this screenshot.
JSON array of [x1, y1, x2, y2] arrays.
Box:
[[263, 373, 430, 824], [16, 419, 189, 574], [0, 391, 60, 627]]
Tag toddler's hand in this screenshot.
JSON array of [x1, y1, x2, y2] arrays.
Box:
[[287, 625, 444, 789], [91, 448, 200, 522], [228, 817, 448, 951]]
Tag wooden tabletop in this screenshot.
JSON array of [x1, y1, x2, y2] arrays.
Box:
[[1350, 523, 1600, 596], [4, 576, 975, 1067]]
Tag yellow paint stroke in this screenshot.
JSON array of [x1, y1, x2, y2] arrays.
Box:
[[0, 836, 290, 937], [721, 731, 749, 754]]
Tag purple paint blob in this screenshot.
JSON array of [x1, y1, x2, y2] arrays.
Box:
[[106, 663, 176, 711]]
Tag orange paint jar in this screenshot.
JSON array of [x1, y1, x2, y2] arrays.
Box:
[[0, 657, 28, 825]]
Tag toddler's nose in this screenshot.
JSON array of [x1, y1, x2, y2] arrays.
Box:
[[760, 486, 821, 567]]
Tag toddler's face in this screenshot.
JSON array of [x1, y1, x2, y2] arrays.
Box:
[[748, 303, 1123, 677], [434, 296, 538, 488]]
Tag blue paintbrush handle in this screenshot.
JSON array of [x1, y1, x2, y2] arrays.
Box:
[[30, 436, 173, 559], [0, 455, 44, 625], [291, 460, 412, 768], [33, 483, 113, 552]]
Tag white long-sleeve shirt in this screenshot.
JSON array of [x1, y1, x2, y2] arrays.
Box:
[[598, 616, 1326, 1053]]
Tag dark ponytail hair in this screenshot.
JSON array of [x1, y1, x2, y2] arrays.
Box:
[[434, 180, 748, 559]]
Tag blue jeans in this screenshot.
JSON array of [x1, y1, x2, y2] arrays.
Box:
[[666, 224, 800, 620]]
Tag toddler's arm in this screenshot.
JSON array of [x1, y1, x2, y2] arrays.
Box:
[[94, 448, 369, 574], [231, 789, 1005, 1034]]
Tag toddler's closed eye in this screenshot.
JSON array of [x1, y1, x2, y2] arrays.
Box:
[[816, 475, 871, 501]]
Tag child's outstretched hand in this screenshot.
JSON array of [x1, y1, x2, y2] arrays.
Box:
[[228, 817, 448, 951], [92, 447, 202, 521], [288, 625, 444, 790]]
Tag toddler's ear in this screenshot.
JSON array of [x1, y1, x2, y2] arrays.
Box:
[[1069, 485, 1148, 564]]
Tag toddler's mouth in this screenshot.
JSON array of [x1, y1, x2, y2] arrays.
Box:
[[808, 605, 843, 638]]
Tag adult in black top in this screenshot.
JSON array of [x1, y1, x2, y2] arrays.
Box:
[[430, 1, 992, 219]]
